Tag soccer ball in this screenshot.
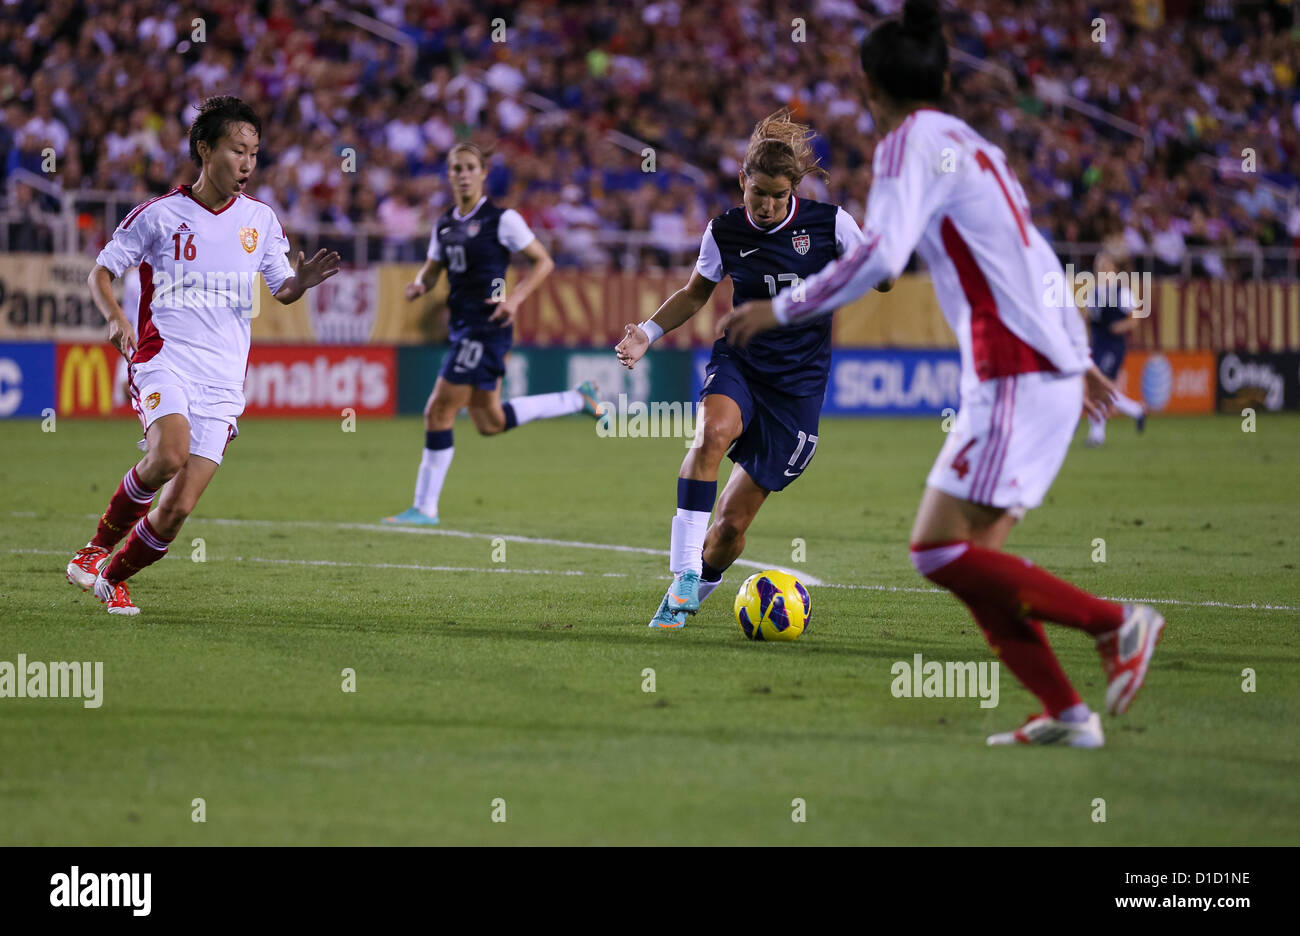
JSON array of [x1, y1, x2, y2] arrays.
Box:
[[734, 570, 811, 641]]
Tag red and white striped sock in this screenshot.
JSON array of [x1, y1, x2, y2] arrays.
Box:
[[910, 541, 1124, 635], [91, 467, 159, 550], [910, 540, 1122, 718], [963, 597, 1082, 717], [102, 515, 172, 584]]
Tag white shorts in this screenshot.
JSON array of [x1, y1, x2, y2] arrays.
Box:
[[128, 362, 245, 465], [926, 371, 1083, 512]]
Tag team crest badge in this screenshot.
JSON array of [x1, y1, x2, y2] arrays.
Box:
[[146, 392, 161, 410], [467, 222, 480, 238], [239, 227, 258, 253], [792, 232, 811, 255]]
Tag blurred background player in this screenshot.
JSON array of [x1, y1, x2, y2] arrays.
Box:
[[1085, 251, 1146, 447], [615, 109, 869, 628], [721, 0, 1165, 747], [384, 142, 604, 526], [65, 96, 340, 614]]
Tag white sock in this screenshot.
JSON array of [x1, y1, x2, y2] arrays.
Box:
[[1113, 392, 1144, 419], [1057, 703, 1091, 724], [505, 390, 583, 427], [698, 576, 724, 602], [413, 446, 454, 517], [670, 510, 709, 575], [1087, 414, 1105, 442]]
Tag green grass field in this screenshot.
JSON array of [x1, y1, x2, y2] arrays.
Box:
[[1, 412, 1297, 845]]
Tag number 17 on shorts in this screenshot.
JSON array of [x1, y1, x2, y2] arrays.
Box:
[[784, 430, 818, 478]]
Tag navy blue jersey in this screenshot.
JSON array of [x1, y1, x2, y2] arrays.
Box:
[[699, 196, 862, 396], [1088, 298, 1129, 355], [428, 198, 535, 338]]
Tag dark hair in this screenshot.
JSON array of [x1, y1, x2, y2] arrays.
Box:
[[859, 0, 948, 105], [742, 108, 829, 186], [188, 96, 262, 166]]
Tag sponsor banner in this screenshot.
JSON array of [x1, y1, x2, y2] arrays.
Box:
[[1215, 351, 1300, 412], [691, 348, 962, 416], [0, 342, 55, 418], [1113, 351, 1216, 414], [1138, 280, 1300, 354], [243, 346, 395, 417], [52, 343, 399, 419], [9, 253, 1300, 351], [0, 254, 106, 341], [395, 346, 695, 415], [823, 349, 963, 416], [55, 343, 133, 417]]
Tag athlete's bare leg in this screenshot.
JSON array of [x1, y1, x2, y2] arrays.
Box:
[[702, 462, 769, 572]]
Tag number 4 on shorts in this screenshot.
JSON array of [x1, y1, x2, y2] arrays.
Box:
[[951, 438, 977, 480]]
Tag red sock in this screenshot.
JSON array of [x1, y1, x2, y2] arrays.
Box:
[[964, 598, 1081, 717], [914, 541, 1123, 636], [102, 516, 171, 583], [91, 467, 159, 550]]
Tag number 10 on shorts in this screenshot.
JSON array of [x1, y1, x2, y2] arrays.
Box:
[[786, 431, 818, 477]]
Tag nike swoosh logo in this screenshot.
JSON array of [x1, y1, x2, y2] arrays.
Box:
[[671, 595, 688, 604], [740, 248, 760, 257], [783, 469, 800, 477]]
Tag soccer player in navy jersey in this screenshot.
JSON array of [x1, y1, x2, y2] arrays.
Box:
[[719, 0, 1166, 747], [1085, 251, 1146, 447], [615, 110, 875, 628], [385, 143, 605, 525]]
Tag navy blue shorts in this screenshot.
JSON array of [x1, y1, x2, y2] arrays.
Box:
[[439, 330, 511, 390], [1093, 341, 1126, 380], [700, 353, 823, 493]]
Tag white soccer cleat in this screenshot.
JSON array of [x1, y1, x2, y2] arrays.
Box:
[[1096, 603, 1166, 716], [987, 712, 1105, 748], [93, 572, 140, 616], [66, 544, 109, 591]]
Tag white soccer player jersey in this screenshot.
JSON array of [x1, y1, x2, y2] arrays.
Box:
[[773, 109, 1091, 394], [96, 185, 294, 389]]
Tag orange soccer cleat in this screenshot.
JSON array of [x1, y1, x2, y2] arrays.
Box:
[[93, 572, 141, 616], [1096, 604, 1166, 716], [66, 545, 109, 591]]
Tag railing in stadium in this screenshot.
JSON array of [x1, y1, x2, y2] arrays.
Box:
[[2, 180, 1296, 281]]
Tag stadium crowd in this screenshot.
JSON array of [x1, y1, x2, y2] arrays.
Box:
[[2, 0, 1298, 274]]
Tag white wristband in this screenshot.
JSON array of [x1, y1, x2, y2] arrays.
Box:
[[639, 320, 664, 344]]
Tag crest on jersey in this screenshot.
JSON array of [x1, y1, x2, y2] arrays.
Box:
[[239, 226, 258, 253], [792, 233, 811, 255], [145, 392, 161, 410], [466, 222, 480, 238]]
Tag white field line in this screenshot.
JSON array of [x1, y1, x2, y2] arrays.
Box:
[[58, 512, 826, 585], [10, 515, 1299, 612], [9, 549, 629, 578], [816, 581, 1300, 612]]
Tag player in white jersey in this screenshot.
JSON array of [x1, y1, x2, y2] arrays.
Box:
[[65, 96, 340, 615], [720, 0, 1166, 748]]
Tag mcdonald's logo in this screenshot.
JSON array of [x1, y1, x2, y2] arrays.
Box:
[[58, 345, 113, 415]]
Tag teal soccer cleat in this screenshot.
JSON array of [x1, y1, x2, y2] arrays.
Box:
[[646, 571, 701, 628], [576, 380, 608, 419], [383, 507, 440, 526], [648, 595, 688, 629], [666, 570, 701, 614]]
